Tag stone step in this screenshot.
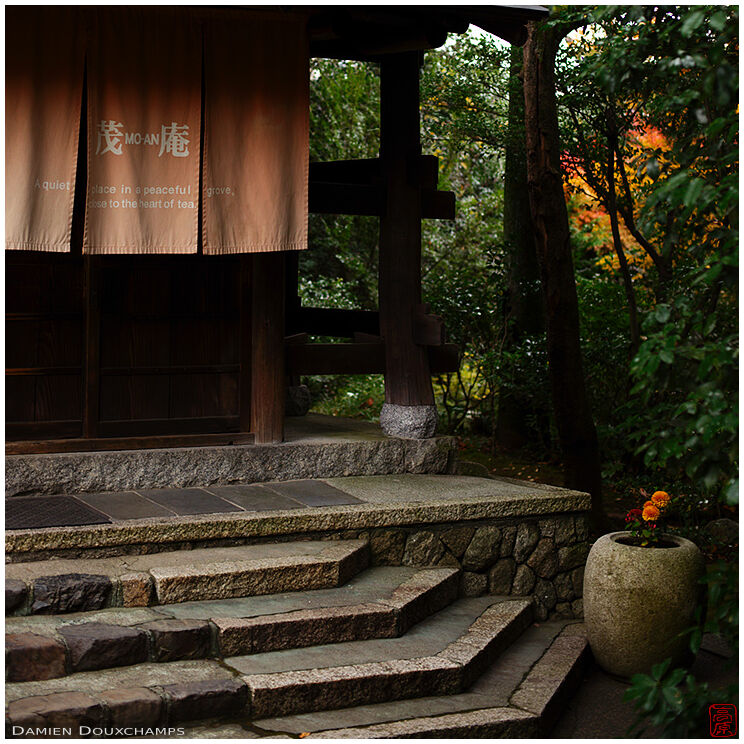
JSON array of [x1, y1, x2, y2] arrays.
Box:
[[252, 623, 590, 738], [225, 597, 535, 718], [5, 598, 534, 734], [6, 539, 369, 616], [6, 567, 460, 681]]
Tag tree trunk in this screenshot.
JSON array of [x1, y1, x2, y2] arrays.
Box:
[[606, 138, 641, 355], [496, 46, 549, 450], [523, 21, 605, 528]]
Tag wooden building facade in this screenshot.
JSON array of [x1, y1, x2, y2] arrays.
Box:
[[6, 6, 546, 455]]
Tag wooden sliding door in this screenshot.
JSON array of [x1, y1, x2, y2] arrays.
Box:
[[6, 253, 86, 440], [6, 253, 249, 446]]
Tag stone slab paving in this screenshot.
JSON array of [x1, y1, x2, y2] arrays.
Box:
[[74, 491, 177, 520], [7, 480, 362, 530], [204, 485, 305, 512], [133, 488, 243, 515], [265, 480, 362, 507]]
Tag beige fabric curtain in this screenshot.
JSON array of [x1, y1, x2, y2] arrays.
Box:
[[6, 8, 308, 256], [84, 8, 201, 254], [202, 12, 309, 254], [5, 7, 85, 252]]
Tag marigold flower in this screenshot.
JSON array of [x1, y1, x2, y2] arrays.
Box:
[[642, 503, 660, 521], [651, 490, 670, 508]]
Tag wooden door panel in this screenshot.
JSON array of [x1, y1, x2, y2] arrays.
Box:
[[7, 253, 247, 444]]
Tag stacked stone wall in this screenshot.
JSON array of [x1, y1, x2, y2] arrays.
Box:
[[341, 514, 590, 620]]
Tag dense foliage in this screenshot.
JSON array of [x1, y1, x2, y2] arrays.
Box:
[[305, 7, 738, 506]]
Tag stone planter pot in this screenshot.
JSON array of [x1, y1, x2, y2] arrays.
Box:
[[583, 531, 705, 679]]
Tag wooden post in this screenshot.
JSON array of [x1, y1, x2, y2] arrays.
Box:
[[239, 255, 252, 433], [82, 256, 100, 438], [378, 52, 436, 435], [251, 252, 285, 443]]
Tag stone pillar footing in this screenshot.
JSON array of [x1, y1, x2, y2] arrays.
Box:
[[380, 404, 437, 439]]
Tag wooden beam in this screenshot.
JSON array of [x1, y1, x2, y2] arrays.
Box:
[[309, 181, 384, 216], [287, 343, 385, 375], [285, 333, 309, 345], [251, 253, 285, 443], [379, 52, 435, 407], [413, 304, 446, 346], [422, 189, 456, 220], [6, 367, 83, 376], [308, 164, 452, 219], [287, 307, 380, 338], [429, 343, 460, 373], [310, 18, 448, 59], [6, 430, 254, 456], [285, 342, 459, 376]]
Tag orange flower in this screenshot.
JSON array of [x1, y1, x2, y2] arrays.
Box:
[[651, 490, 670, 508], [642, 503, 660, 522]]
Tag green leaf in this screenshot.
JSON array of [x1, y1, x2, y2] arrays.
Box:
[[681, 9, 706, 37], [652, 658, 671, 680], [689, 627, 702, 654], [724, 480, 738, 505], [683, 178, 704, 207], [654, 305, 671, 323], [710, 10, 727, 31]]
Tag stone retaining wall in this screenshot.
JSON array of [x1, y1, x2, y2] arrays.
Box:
[[339, 514, 589, 621]]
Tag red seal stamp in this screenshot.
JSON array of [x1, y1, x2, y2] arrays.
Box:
[[710, 704, 737, 737]]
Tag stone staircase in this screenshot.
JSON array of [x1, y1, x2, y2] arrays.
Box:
[[6, 537, 589, 738]]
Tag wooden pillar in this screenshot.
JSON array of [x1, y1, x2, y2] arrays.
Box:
[[379, 52, 435, 410], [251, 252, 286, 443], [284, 252, 302, 387], [82, 256, 100, 438], [239, 256, 252, 433]]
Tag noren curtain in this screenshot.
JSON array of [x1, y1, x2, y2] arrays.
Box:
[[5, 8, 309, 255], [6, 7, 85, 252], [202, 12, 309, 254]]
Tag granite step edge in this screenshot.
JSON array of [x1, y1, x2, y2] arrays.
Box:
[[238, 599, 535, 719], [509, 622, 591, 733], [6, 568, 461, 682], [262, 619, 583, 739], [6, 539, 370, 616]]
